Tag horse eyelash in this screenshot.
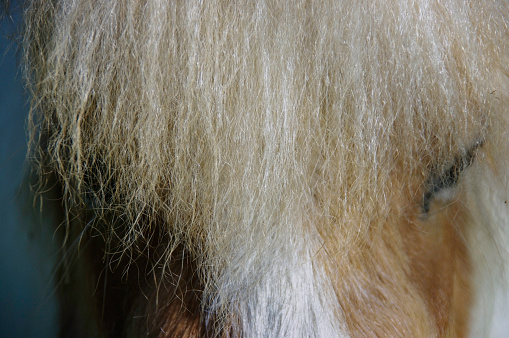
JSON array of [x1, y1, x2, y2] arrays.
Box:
[[422, 140, 484, 214]]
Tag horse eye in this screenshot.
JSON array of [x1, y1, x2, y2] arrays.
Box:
[[422, 140, 483, 213]]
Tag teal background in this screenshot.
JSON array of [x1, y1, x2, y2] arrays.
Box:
[[0, 4, 59, 337]]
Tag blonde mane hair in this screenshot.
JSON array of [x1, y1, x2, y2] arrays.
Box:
[[23, 0, 509, 336]]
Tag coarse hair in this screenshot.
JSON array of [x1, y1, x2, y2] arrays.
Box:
[[22, 0, 509, 336]]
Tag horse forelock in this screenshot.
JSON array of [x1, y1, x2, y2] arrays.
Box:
[[23, 0, 509, 336]]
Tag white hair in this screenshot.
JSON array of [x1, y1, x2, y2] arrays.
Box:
[[22, 0, 509, 336]]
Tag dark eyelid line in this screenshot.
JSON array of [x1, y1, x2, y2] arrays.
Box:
[[422, 140, 484, 213]]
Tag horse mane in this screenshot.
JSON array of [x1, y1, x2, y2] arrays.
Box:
[[21, 1, 509, 336]]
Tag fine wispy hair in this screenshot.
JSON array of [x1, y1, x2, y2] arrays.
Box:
[[22, 0, 509, 336]]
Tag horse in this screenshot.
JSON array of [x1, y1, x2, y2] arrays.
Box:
[[20, 0, 509, 336]]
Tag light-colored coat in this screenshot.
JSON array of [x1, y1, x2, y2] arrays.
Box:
[[22, 0, 509, 336]]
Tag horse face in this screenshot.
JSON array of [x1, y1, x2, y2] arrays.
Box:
[[23, 0, 509, 336]]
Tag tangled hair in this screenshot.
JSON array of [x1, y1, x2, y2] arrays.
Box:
[[22, 0, 509, 336]]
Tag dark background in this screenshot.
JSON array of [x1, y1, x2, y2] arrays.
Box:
[[0, 3, 59, 337]]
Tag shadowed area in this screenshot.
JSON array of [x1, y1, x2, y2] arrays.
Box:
[[0, 3, 59, 336]]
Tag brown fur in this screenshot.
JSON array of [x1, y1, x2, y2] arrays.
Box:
[[21, 0, 509, 336]]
